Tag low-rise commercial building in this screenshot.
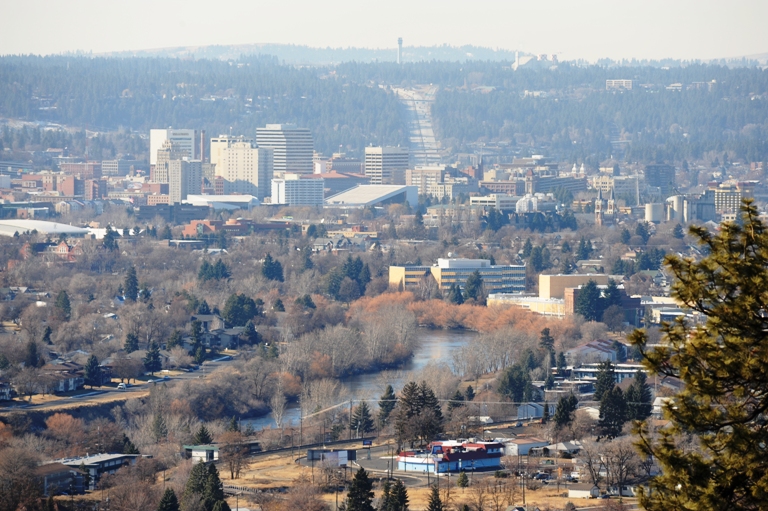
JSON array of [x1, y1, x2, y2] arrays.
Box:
[[271, 174, 325, 206], [389, 258, 526, 293], [398, 441, 504, 473]]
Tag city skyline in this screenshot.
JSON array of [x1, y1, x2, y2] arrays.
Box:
[[1, 0, 766, 62]]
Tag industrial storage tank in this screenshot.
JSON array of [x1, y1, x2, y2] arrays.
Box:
[[645, 203, 664, 223], [666, 195, 685, 222]]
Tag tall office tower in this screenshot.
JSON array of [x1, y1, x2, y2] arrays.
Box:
[[209, 135, 255, 168], [149, 129, 197, 165], [255, 124, 314, 175], [644, 164, 676, 198], [152, 140, 185, 183], [364, 146, 410, 185], [217, 141, 274, 200], [169, 159, 202, 204]]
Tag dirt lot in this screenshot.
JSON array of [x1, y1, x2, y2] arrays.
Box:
[[229, 449, 636, 511]]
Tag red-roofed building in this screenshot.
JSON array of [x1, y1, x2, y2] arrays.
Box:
[[397, 440, 504, 473]]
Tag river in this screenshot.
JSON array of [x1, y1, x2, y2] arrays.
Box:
[[244, 328, 477, 429]]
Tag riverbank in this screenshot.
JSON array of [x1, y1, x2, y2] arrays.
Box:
[[244, 328, 478, 429]]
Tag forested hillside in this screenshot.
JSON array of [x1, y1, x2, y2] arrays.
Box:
[[1, 55, 767, 163], [0, 55, 408, 156]]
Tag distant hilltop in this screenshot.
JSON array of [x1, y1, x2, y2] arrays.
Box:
[[97, 43, 525, 65]]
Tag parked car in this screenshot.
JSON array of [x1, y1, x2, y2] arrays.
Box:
[[117, 383, 127, 390]]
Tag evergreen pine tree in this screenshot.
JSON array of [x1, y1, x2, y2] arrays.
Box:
[[542, 401, 550, 423], [84, 355, 102, 388], [598, 386, 628, 439], [193, 424, 213, 445], [55, 290, 71, 321], [124, 332, 139, 353], [593, 360, 616, 402], [463, 270, 483, 301], [379, 480, 393, 511], [350, 402, 375, 436], [144, 341, 162, 374], [556, 352, 567, 376], [539, 327, 555, 352], [183, 461, 209, 504], [625, 370, 653, 421], [522, 238, 533, 258], [464, 385, 475, 401], [122, 434, 140, 454], [124, 265, 139, 302], [554, 394, 578, 429], [197, 300, 211, 314], [629, 199, 768, 510], [41, 325, 52, 345], [447, 389, 464, 412], [456, 471, 469, 488], [391, 479, 409, 510], [378, 385, 397, 427], [574, 279, 601, 321], [211, 501, 231, 511], [425, 486, 444, 511], [166, 330, 182, 350], [620, 228, 631, 245], [672, 223, 685, 239], [24, 341, 42, 368], [152, 413, 168, 442], [203, 463, 225, 510], [346, 467, 375, 511], [157, 488, 180, 511], [227, 416, 239, 432]]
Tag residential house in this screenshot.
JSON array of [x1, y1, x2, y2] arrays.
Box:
[[568, 484, 600, 499], [0, 381, 14, 400], [40, 362, 85, 393], [565, 339, 620, 365], [191, 314, 225, 333], [312, 235, 369, 253]]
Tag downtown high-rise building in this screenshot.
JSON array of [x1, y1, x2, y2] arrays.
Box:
[[169, 159, 202, 204], [209, 135, 255, 168], [364, 146, 410, 185], [149, 129, 198, 165], [216, 141, 274, 200], [152, 140, 186, 183], [255, 124, 314, 175]]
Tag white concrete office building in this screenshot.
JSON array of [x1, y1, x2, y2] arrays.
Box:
[[216, 141, 273, 200], [256, 124, 314, 175], [209, 135, 255, 168], [271, 174, 325, 206], [169, 159, 202, 204], [364, 146, 410, 185], [150, 129, 197, 165]]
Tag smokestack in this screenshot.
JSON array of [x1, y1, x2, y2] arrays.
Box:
[[397, 37, 403, 65], [200, 130, 206, 162]]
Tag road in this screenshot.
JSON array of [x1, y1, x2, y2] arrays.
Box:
[[0, 355, 238, 413], [393, 85, 442, 166]]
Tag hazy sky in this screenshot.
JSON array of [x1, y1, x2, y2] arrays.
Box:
[[2, 0, 766, 61]]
